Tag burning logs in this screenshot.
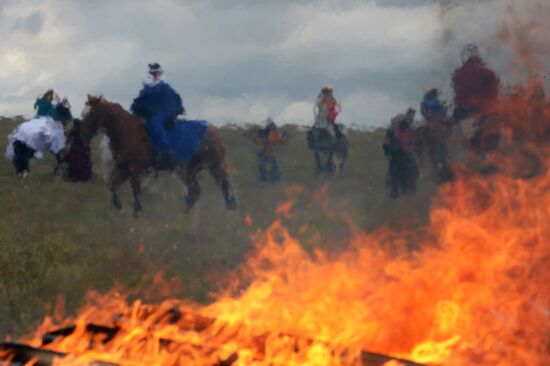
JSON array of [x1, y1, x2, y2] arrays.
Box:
[[0, 306, 426, 365]]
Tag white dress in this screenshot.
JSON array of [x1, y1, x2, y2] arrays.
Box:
[[5, 116, 66, 160]]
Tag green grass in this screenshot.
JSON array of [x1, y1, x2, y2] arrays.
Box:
[[0, 118, 439, 338]]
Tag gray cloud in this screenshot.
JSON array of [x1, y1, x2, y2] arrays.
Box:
[[13, 11, 44, 34], [0, 0, 546, 127]]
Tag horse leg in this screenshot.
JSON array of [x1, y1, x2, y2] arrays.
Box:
[[53, 152, 63, 175], [130, 174, 143, 216], [388, 159, 399, 199], [270, 156, 281, 182], [325, 150, 335, 174], [314, 151, 322, 176], [208, 161, 237, 210], [338, 153, 346, 174], [258, 153, 268, 182], [109, 167, 127, 210], [178, 164, 201, 212]]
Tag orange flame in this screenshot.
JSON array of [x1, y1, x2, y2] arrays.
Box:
[[5, 144, 549, 365]]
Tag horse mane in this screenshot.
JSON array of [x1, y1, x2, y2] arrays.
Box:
[[96, 97, 133, 120], [86, 95, 141, 129]]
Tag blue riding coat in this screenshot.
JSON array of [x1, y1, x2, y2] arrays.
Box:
[[131, 81, 185, 150], [131, 81, 207, 162]]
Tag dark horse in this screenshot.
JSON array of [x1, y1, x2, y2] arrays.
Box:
[[383, 127, 419, 199], [10, 98, 73, 178], [81, 95, 237, 215], [414, 119, 455, 184], [307, 126, 348, 175]]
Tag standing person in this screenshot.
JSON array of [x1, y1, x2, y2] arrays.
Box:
[[383, 108, 418, 199], [64, 119, 92, 182], [313, 85, 342, 137], [254, 118, 288, 183], [130, 63, 184, 166]]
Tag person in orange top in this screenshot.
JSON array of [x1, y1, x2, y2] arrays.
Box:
[[254, 118, 288, 183], [314, 85, 342, 136]]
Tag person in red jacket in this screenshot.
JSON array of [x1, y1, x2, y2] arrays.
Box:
[[313, 85, 342, 137], [451, 43, 500, 122]]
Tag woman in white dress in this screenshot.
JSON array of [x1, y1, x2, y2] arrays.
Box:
[[5, 90, 69, 177]]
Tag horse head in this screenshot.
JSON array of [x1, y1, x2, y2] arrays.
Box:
[[81, 95, 105, 142], [56, 97, 73, 125]]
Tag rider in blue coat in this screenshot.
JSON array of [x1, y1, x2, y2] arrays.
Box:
[[420, 88, 447, 122], [131, 63, 185, 155]]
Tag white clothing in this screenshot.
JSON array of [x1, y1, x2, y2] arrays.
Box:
[[5, 116, 66, 160]]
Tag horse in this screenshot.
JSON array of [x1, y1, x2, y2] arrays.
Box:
[[414, 119, 455, 184], [80, 95, 237, 216], [307, 125, 348, 176], [383, 128, 419, 199], [6, 98, 73, 178]]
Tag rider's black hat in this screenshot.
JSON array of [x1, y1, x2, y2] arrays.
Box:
[[148, 63, 164, 74]]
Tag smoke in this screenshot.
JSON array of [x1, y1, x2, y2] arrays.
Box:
[[437, 0, 550, 89]]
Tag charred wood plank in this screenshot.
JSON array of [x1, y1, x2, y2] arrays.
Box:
[[0, 342, 116, 366], [361, 350, 426, 366], [42, 324, 120, 346]]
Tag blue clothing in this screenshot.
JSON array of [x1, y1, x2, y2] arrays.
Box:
[[421, 96, 447, 121], [165, 119, 208, 161], [131, 80, 204, 161], [34, 98, 59, 120], [131, 80, 184, 120]]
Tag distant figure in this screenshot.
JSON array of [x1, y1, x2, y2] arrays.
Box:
[[313, 85, 342, 137], [308, 85, 348, 175], [383, 108, 418, 199], [419, 88, 454, 183], [451, 43, 500, 122], [64, 119, 92, 182], [131, 63, 185, 167], [254, 118, 288, 183], [452, 44, 501, 153]]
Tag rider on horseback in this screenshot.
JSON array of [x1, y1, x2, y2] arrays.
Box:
[[130, 63, 185, 166], [451, 43, 500, 122], [313, 85, 341, 137], [420, 88, 454, 183], [384, 108, 418, 198], [5, 89, 67, 176]]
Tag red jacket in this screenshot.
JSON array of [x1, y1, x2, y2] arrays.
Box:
[[452, 58, 500, 109], [317, 97, 341, 122]]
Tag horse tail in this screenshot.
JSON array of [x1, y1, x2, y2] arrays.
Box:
[[99, 134, 114, 182], [200, 125, 237, 210], [201, 125, 227, 163]]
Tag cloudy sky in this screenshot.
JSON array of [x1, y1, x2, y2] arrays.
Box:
[[0, 0, 546, 128]]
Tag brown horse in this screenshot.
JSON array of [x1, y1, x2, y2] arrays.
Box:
[[81, 95, 237, 215]]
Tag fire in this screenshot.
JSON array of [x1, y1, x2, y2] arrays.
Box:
[[2, 139, 549, 365]]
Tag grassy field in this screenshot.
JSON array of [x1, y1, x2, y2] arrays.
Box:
[[0, 117, 440, 337]]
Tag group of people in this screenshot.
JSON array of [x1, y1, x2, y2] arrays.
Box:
[[383, 43, 501, 198], [5, 42, 505, 202]]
